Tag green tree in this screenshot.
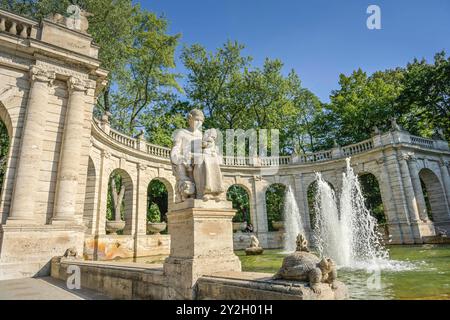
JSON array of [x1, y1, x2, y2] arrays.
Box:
[[398, 51, 450, 140], [111, 11, 181, 135], [328, 68, 404, 145], [265, 184, 286, 231], [226, 185, 250, 223], [147, 179, 168, 223], [181, 40, 252, 130]]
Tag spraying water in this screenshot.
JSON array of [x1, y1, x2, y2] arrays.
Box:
[[312, 158, 390, 269], [283, 186, 305, 252]]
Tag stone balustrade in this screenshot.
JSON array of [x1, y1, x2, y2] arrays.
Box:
[[410, 135, 435, 149], [108, 128, 137, 149], [93, 117, 450, 167], [342, 139, 374, 156], [0, 10, 38, 39]]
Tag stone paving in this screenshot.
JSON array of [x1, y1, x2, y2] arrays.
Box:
[[0, 277, 110, 300]]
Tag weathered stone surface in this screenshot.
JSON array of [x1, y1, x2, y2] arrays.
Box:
[[197, 272, 348, 300], [50, 259, 347, 300], [163, 200, 241, 299]]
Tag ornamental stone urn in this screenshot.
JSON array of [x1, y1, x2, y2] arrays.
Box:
[[147, 222, 167, 235], [106, 220, 125, 235], [271, 220, 284, 231], [233, 221, 247, 232]]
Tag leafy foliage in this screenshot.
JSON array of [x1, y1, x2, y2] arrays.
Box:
[[265, 184, 286, 231], [147, 179, 168, 222], [226, 185, 250, 223], [358, 174, 385, 224], [0, 120, 9, 192]]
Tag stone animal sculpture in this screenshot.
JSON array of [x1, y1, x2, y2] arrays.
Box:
[[63, 247, 79, 259], [49, 5, 92, 33], [245, 235, 264, 255], [274, 234, 337, 294], [178, 180, 195, 201]]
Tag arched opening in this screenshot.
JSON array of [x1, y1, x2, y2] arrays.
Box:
[[358, 172, 388, 238], [106, 169, 133, 235], [0, 117, 10, 199], [419, 168, 448, 223], [82, 157, 96, 232], [147, 179, 169, 234], [265, 183, 286, 231], [306, 179, 335, 231], [227, 185, 251, 229]]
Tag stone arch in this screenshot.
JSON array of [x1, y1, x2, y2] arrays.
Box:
[[107, 168, 134, 235], [265, 183, 287, 231], [226, 184, 252, 226], [0, 101, 12, 139], [82, 157, 97, 232], [147, 178, 171, 225], [0, 101, 12, 204], [419, 168, 449, 223], [357, 171, 389, 239]]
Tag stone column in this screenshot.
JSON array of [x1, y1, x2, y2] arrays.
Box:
[[52, 77, 88, 223], [383, 151, 415, 243], [95, 150, 111, 236], [136, 164, 148, 236], [439, 160, 450, 212], [405, 153, 429, 222], [251, 176, 269, 247], [7, 66, 55, 223], [376, 156, 403, 244], [293, 173, 311, 237], [397, 152, 422, 242]]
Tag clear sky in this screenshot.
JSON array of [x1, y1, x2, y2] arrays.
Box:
[[141, 0, 450, 102]]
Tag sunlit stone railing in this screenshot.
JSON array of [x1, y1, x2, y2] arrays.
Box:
[[0, 10, 38, 39], [293, 150, 332, 163], [92, 117, 449, 167], [410, 135, 435, 149], [146, 144, 170, 159], [342, 139, 374, 156], [223, 156, 250, 166], [109, 128, 137, 149], [260, 156, 292, 166]]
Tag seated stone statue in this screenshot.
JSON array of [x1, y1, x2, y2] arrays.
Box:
[[245, 235, 264, 255], [273, 234, 337, 294], [194, 128, 224, 201], [171, 109, 226, 203]]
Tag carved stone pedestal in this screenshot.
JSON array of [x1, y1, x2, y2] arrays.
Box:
[[163, 199, 242, 299]]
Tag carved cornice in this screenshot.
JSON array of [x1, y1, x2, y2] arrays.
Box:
[[30, 65, 55, 85], [35, 58, 88, 81], [68, 76, 88, 93]]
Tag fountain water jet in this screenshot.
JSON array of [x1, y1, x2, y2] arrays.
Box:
[[311, 158, 389, 269], [283, 186, 305, 252]]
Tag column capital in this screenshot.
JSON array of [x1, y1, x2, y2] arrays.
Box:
[[439, 159, 450, 168], [68, 76, 90, 93], [399, 152, 416, 162], [30, 65, 55, 85]]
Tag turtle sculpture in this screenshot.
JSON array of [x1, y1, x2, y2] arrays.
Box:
[[273, 234, 337, 294]]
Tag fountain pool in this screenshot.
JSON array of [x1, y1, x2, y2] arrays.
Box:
[[236, 245, 450, 300]]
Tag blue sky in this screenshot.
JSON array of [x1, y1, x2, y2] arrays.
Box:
[[141, 0, 450, 102]]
